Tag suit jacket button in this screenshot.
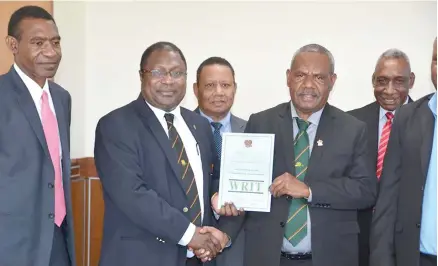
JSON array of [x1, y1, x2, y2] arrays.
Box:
[[280, 222, 285, 227], [416, 223, 421, 228], [48, 183, 54, 189], [48, 213, 54, 219], [183, 207, 189, 213]]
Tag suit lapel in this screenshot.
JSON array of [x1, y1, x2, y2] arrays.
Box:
[[366, 102, 380, 172], [134, 99, 183, 188], [181, 109, 200, 144], [419, 100, 434, 180], [278, 103, 296, 176], [9, 67, 50, 158], [181, 109, 210, 207], [231, 114, 245, 133], [305, 105, 335, 182]]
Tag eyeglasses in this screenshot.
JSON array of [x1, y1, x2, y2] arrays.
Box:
[[141, 69, 187, 79]]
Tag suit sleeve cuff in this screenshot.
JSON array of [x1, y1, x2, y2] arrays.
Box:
[[178, 223, 196, 246]]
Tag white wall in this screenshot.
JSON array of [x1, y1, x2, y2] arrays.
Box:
[[54, 1, 437, 158], [54, 1, 87, 158]]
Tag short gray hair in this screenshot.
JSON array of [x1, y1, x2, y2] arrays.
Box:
[[290, 44, 335, 74], [376, 48, 411, 70]]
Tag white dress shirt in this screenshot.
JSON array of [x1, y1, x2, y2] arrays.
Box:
[[145, 101, 204, 256], [377, 96, 409, 144], [14, 63, 62, 159], [281, 102, 324, 254]]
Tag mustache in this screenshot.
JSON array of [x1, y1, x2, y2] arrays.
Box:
[[298, 88, 318, 97]]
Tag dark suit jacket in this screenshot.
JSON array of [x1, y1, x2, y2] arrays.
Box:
[[94, 97, 223, 266], [348, 97, 413, 266], [194, 107, 247, 266], [193, 107, 247, 133], [219, 102, 377, 266], [370, 93, 435, 266], [0, 67, 76, 266]]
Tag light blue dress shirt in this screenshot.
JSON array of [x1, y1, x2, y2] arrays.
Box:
[[281, 103, 324, 254], [199, 110, 232, 134], [420, 92, 437, 256]]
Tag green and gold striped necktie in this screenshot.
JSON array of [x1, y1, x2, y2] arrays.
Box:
[[284, 118, 310, 246]]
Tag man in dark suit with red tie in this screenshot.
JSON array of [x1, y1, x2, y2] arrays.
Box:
[[370, 38, 437, 266], [348, 48, 415, 266]]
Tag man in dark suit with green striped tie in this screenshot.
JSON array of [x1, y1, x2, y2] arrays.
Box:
[[218, 44, 377, 266]]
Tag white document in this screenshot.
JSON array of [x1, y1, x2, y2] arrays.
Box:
[[218, 133, 275, 212]]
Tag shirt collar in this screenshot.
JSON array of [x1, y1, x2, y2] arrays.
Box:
[[145, 100, 182, 120], [14, 63, 49, 96], [379, 96, 409, 120], [290, 101, 324, 126], [379, 96, 410, 120], [199, 109, 231, 128], [428, 92, 437, 117]]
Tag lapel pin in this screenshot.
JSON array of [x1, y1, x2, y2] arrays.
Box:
[[317, 139, 323, 147], [181, 159, 187, 166], [193, 125, 196, 130]]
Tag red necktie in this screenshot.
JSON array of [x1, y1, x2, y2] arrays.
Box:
[[376, 112, 394, 179], [41, 91, 66, 226]]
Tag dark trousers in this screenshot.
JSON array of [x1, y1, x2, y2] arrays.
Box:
[[420, 253, 437, 266], [49, 221, 71, 266], [280, 257, 312, 266], [186, 256, 202, 266], [357, 208, 373, 266]]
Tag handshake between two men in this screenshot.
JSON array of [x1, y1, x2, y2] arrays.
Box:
[[187, 193, 244, 262], [186, 172, 309, 262]]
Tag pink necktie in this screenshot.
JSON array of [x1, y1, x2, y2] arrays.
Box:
[[41, 91, 66, 226]]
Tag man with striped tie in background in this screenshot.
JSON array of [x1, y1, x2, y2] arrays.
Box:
[[217, 44, 377, 266], [348, 49, 415, 266]]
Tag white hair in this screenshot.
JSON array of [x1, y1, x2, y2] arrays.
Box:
[[376, 48, 411, 70], [291, 44, 335, 74]]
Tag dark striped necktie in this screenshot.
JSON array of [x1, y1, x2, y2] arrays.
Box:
[[284, 118, 310, 246], [211, 122, 223, 160], [164, 113, 202, 226]]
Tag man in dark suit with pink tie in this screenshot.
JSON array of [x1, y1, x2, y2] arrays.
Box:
[[0, 5, 76, 266]]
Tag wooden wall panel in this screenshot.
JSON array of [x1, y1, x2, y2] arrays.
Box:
[[89, 179, 104, 266], [0, 1, 53, 74], [70, 158, 103, 266], [71, 175, 87, 266]]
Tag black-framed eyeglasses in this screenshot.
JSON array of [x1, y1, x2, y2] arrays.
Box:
[[140, 69, 187, 79]]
